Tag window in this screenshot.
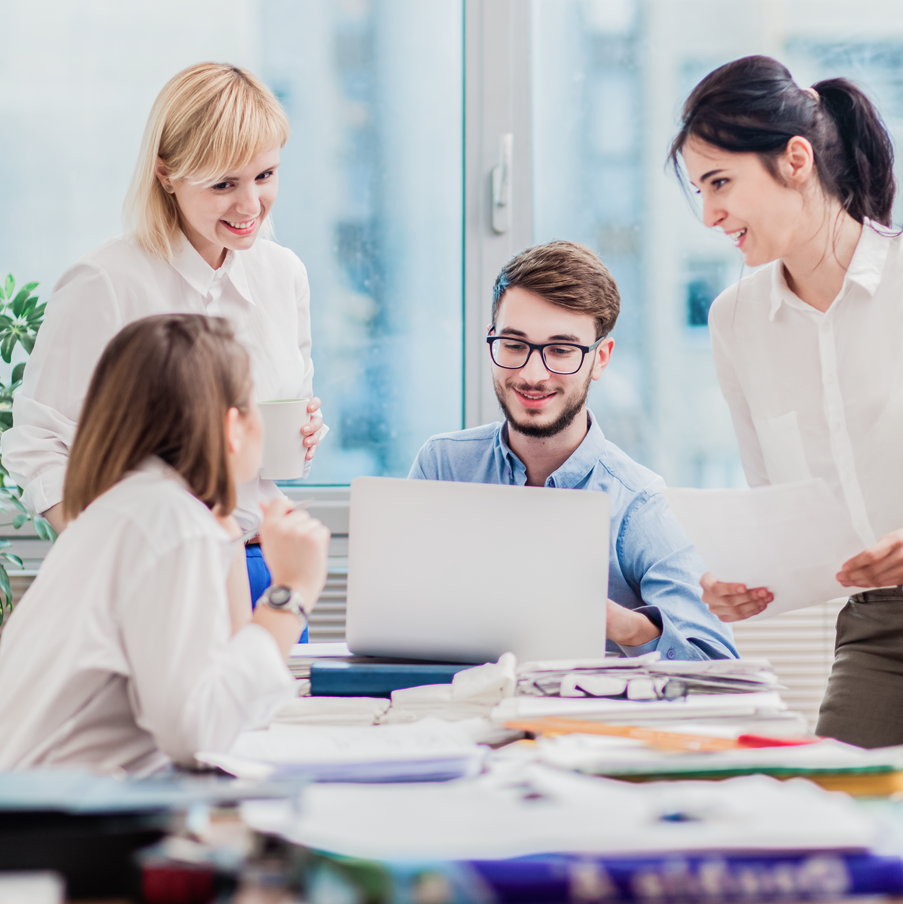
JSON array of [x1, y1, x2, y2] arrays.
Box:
[[4, 1, 903, 696]]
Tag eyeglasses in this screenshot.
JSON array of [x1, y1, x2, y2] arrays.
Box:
[[486, 333, 605, 375]]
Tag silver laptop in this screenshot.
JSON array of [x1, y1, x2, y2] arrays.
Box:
[[345, 476, 609, 662]]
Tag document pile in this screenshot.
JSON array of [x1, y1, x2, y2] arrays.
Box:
[[241, 762, 878, 860], [243, 763, 903, 903], [197, 717, 488, 783], [516, 652, 780, 699]]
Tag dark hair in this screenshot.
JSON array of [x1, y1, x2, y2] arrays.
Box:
[[63, 314, 252, 520], [669, 55, 896, 226], [491, 240, 620, 339]]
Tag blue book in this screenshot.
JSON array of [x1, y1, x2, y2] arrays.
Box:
[[305, 849, 903, 902], [309, 660, 471, 697]]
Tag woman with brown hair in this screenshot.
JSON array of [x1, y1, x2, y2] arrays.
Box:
[[0, 62, 324, 625], [0, 315, 329, 774]]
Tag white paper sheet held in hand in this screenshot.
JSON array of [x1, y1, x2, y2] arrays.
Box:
[[663, 479, 865, 620]]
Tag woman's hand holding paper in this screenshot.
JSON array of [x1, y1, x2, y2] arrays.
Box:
[[701, 572, 773, 622], [837, 528, 903, 588]]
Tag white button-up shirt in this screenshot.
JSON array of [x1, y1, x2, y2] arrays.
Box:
[[1, 233, 322, 531], [709, 220, 903, 548], [0, 458, 294, 774]]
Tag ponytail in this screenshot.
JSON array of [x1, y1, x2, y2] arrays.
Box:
[[814, 78, 896, 225], [669, 56, 896, 227]]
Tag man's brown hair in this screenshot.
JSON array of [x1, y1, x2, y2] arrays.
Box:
[[491, 240, 620, 339], [63, 314, 252, 521]]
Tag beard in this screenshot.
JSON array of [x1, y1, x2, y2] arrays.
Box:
[[494, 368, 593, 439]]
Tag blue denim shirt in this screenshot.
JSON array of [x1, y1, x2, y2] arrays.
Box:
[[408, 412, 737, 661]]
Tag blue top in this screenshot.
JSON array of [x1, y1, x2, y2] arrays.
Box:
[[408, 412, 737, 661]]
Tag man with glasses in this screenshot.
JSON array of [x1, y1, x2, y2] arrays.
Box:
[[409, 241, 736, 660]]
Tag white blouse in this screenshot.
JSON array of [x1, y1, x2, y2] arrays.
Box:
[[0, 458, 294, 774], [1, 233, 322, 531], [709, 220, 903, 548]]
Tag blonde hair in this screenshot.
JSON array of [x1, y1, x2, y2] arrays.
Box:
[[63, 315, 253, 521], [124, 63, 290, 260]]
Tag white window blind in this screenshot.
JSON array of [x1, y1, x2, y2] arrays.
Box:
[[730, 600, 846, 731]]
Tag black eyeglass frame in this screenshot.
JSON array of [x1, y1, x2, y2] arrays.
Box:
[[485, 331, 606, 375]]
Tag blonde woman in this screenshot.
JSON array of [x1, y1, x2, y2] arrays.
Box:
[[0, 315, 330, 773], [1, 64, 324, 627]]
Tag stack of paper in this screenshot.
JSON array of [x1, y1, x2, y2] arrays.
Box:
[[532, 734, 903, 795], [241, 763, 877, 860], [517, 653, 780, 699], [271, 696, 390, 726], [501, 688, 787, 723], [197, 717, 488, 783]]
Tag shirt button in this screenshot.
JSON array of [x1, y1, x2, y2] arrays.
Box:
[[832, 422, 841, 433], [843, 472, 852, 482], [666, 649, 676, 660], [821, 322, 831, 333], [825, 374, 835, 384]]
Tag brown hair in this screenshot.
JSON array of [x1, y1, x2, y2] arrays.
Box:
[[491, 241, 620, 339], [63, 314, 252, 521], [124, 62, 291, 259]]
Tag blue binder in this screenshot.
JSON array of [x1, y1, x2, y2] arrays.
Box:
[[309, 660, 470, 697]]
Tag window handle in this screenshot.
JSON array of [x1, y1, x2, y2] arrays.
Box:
[[491, 133, 513, 234]]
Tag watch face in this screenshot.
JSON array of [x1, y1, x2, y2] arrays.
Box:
[[269, 585, 293, 607]]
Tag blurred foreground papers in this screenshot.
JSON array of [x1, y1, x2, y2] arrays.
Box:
[[663, 479, 865, 619], [197, 717, 487, 782], [241, 764, 875, 860]]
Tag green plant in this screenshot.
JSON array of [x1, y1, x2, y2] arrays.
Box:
[[0, 275, 55, 626]]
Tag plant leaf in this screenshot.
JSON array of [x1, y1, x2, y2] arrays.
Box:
[[0, 564, 12, 610], [20, 333, 35, 355], [2, 275, 13, 301], [11, 286, 35, 316], [33, 516, 57, 542], [0, 552, 23, 568], [0, 539, 11, 549], [0, 333, 15, 364], [12, 513, 28, 530], [11, 362, 25, 384]]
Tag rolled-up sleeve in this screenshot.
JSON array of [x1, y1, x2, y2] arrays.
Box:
[[118, 534, 294, 764], [616, 492, 738, 661]]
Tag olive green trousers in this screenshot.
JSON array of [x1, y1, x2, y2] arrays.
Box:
[[816, 589, 903, 748]]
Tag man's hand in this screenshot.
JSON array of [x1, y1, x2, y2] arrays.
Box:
[[700, 571, 772, 622], [837, 528, 903, 588], [303, 397, 324, 462], [259, 497, 330, 607], [606, 599, 662, 647]]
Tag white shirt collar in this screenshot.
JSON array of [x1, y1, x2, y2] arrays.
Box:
[[170, 232, 255, 306], [768, 218, 890, 321]]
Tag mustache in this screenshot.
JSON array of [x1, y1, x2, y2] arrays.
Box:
[[509, 382, 559, 394]]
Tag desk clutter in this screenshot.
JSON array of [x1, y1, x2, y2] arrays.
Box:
[[7, 647, 903, 902]]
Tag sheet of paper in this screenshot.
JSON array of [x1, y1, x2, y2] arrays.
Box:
[[241, 763, 877, 860], [197, 717, 487, 783], [663, 479, 866, 620], [491, 690, 787, 723]]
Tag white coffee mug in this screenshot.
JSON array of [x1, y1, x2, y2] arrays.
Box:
[[259, 399, 311, 480]]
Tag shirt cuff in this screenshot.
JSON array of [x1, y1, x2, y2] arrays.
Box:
[[228, 623, 296, 729], [21, 465, 67, 517], [616, 605, 717, 661]]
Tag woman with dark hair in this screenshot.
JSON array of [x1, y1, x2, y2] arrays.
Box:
[[0, 315, 330, 774], [671, 55, 903, 747]]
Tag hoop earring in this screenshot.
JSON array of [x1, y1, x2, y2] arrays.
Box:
[[163, 184, 175, 194]]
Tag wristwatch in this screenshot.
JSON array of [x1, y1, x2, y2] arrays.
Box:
[[259, 584, 306, 619]]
